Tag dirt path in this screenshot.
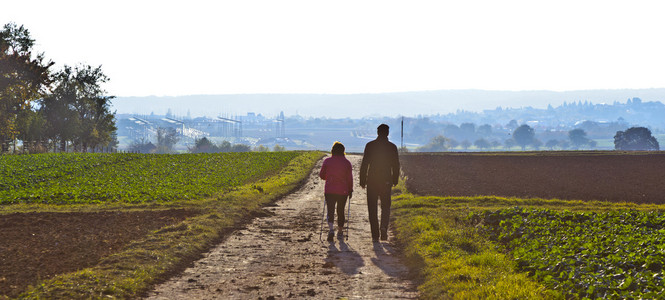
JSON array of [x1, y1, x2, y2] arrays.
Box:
[[147, 155, 418, 299]]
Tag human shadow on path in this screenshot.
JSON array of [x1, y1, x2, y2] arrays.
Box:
[[371, 242, 412, 279], [325, 238, 364, 275]]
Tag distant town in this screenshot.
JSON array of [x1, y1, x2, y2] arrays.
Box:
[[116, 97, 665, 153]]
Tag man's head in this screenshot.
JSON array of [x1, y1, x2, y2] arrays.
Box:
[[377, 124, 389, 137]]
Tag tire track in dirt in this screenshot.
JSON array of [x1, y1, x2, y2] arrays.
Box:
[[147, 155, 417, 299]]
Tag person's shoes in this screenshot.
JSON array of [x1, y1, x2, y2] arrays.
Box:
[[327, 231, 334, 242], [380, 229, 388, 241], [372, 235, 380, 243], [337, 231, 344, 239]]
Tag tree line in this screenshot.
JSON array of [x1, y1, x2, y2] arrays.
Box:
[[0, 22, 115, 154], [188, 137, 286, 153], [128, 134, 286, 154], [416, 124, 659, 152]]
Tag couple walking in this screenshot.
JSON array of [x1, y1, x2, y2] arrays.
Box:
[[318, 124, 400, 243]]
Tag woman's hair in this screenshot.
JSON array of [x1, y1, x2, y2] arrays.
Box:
[[331, 141, 345, 156]]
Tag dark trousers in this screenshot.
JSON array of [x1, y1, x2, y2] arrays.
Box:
[[325, 193, 348, 229], [367, 182, 392, 239]]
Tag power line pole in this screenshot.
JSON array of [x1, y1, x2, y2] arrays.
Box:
[[401, 117, 404, 149]]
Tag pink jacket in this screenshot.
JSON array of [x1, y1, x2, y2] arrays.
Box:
[[319, 155, 353, 196]]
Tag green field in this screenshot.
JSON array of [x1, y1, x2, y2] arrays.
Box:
[[473, 207, 665, 298], [2, 151, 324, 299], [395, 151, 665, 299], [8, 151, 665, 298], [1, 152, 300, 204]]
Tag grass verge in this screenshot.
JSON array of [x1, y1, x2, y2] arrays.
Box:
[[391, 181, 665, 299], [18, 151, 324, 299]]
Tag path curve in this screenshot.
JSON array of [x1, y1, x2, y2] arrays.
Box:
[[147, 155, 418, 299]]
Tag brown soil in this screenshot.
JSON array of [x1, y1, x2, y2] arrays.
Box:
[[0, 209, 197, 298], [402, 152, 665, 204], [148, 155, 418, 299]]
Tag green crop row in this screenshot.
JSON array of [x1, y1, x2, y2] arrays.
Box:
[[0, 153, 140, 190], [471, 207, 665, 299], [0, 152, 301, 204]]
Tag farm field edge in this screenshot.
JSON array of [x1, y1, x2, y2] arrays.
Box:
[[392, 181, 665, 299], [9, 151, 324, 299]]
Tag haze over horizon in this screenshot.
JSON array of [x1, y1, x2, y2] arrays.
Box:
[[111, 88, 665, 119], [3, 1, 665, 99]]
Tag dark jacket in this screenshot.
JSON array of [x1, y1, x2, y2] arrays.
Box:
[[359, 136, 400, 187]]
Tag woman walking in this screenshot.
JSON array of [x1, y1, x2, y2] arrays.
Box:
[[319, 141, 353, 242]]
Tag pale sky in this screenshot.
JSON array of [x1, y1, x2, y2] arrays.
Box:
[[3, 0, 665, 97]]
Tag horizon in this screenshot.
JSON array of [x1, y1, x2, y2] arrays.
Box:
[[110, 88, 665, 119]]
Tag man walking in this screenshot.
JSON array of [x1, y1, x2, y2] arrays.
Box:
[[359, 124, 400, 242]]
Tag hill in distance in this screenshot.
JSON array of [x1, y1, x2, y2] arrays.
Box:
[[111, 88, 665, 119]]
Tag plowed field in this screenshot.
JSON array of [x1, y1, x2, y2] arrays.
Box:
[[401, 152, 665, 204], [0, 209, 197, 298]]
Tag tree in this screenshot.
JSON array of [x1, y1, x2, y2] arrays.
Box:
[[447, 138, 459, 149], [253, 145, 270, 152], [460, 122, 476, 133], [231, 143, 251, 152], [104, 131, 119, 152], [531, 138, 542, 150], [504, 138, 517, 150], [444, 124, 461, 140], [190, 137, 217, 153], [219, 140, 232, 152], [128, 137, 156, 153], [273, 144, 286, 151], [70, 65, 116, 152], [614, 127, 659, 151], [416, 135, 449, 152], [16, 108, 47, 153], [0, 23, 53, 152], [40, 65, 115, 152], [477, 124, 492, 136], [568, 129, 591, 149], [474, 138, 491, 150], [460, 140, 471, 150], [460, 122, 476, 140], [512, 124, 535, 150], [156, 127, 179, 153], [545, 139, 559, 150], [506, 119, 518, 130], [40, 68, 77, 152]]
